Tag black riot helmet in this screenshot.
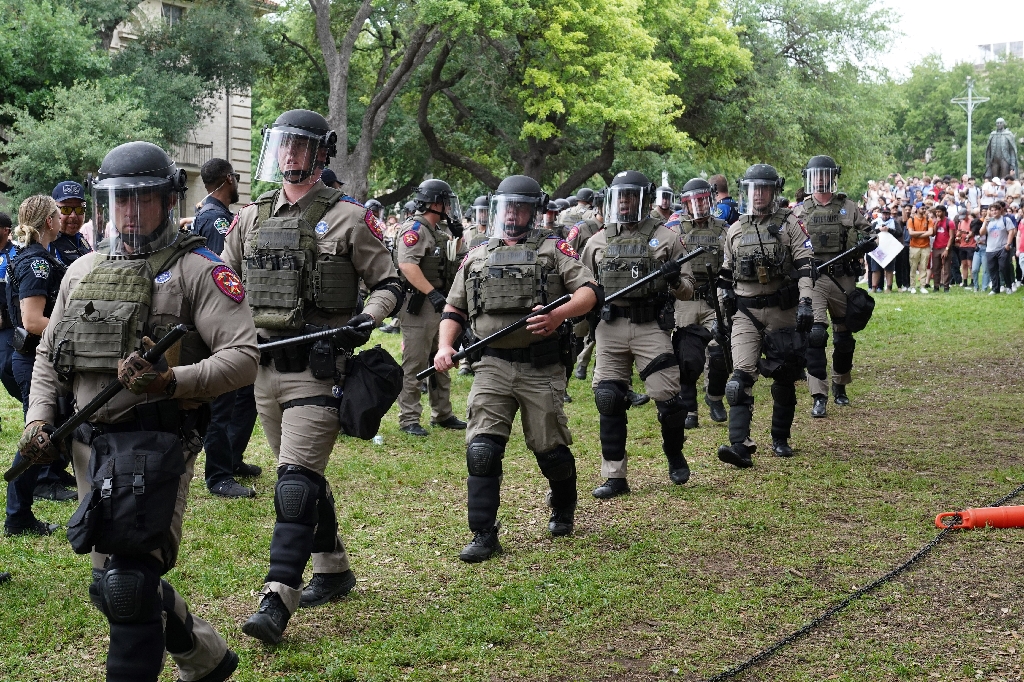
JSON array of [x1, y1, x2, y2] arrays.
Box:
[[542, 200, 560, 227], [413, 178, 462, 226], [739, 164, 785, 216], [365, 199, 384, 219], [679, 178, 716, 221], [471, 194, 489, 225], [576, 187, 595, 205], [255, 109, 338, 184], [554, 198, 570, 212], [802, 155, 842, 195], [489, 175, 548, 240], [92, 141, 187, 256], [604, 170, 655, 225], [567, 195, 578, 207], [402, 201, 417, 218], [655, 185, 674, 210]]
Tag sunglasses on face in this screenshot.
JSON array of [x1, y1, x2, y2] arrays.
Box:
[[58, 205, 87, 216]]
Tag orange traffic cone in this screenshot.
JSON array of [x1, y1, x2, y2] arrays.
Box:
[[936, 505, 1024, 529]]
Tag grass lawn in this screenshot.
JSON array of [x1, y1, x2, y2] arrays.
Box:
[[1, 287, 1022, 681]]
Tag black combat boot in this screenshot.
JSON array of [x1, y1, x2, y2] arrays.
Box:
[[592, 478, 630, 499], [626, 390, 649, 407], [811, 394, 828, 418], [717, 443, 755, 468], [684, 413, 699, 429], [667, 454, 691, 485], [299, 570, 356, 608], [242, 592, 291, 645], [548, 507, 575, 537], [705, 395, 727, 422], [459, 525, 502, 563], [771, 438, 793, 457], [832, 383, 850, 406]]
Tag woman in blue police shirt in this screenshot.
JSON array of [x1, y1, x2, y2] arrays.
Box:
[[4, 196, 67, 536]]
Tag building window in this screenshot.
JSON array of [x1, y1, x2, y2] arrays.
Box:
[[162, 3, 184, 26]]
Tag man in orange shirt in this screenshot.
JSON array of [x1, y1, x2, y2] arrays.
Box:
[[907, 206, 933, 293]]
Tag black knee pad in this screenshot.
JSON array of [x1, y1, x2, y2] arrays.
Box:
[[275, 465, 323, 527], [311, 481, 339, 554], [832, 331, 856, 375], [656, 393, 687, 423], [806, 323, 828, 381], [770, 380, 797, 407], [724, 370, 755, 407], [707, 343, 729, 374], [594, 380, 629, 416], [808, 323, 828, 349], [98, 557, 162, 624], [535, 445, 576, 482], [466, 435, 506, 477]]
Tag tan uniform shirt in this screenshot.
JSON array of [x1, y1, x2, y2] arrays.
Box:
[[28, 245, 260, 425], [581, 218, 696, 304], [447, 233, 596, 349], [565, 218, 602, 254], [395, 213, 449, 290], [722, 212, 814, 300], [222, 181, 399, 329]]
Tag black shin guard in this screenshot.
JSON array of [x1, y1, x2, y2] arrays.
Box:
[[599, 413, 628, 460], [266, 465, 323, 589], [706, 365, 728, 398], [535, 445, 578, 510], [311, 481, 339, 554], [770, 381, 798, 441], [832, 331, 856, 376], [467, 476, 501, 531], [656, 395, 687, 459], [101, 556, 164, 682], [727, 400, 753, 445], [677, 381, 698, 415], [161, 580, 193, 655]]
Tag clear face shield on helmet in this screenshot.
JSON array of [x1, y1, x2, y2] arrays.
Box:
[[488, 194, 539, 240], [441, 193, 462, 225], [473, 205, 489, 226], [804, 167, 838, 196], [603, 185, 650, 225], [92, 178, 182, 256], [655, 187, 674, 210], [741, 180, 780, 216], [680, 187, 714, 220], [254, 127, 326, 184]]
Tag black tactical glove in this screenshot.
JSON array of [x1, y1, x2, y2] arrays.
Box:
[[427, 288, 447, 313], [337, 313, 375, 349], [856, 237, 878, 254], [722, 289, 737, 319], [448, 220, 464, 239], [659, 259, 682, 288], [796, 297, 814, 332]]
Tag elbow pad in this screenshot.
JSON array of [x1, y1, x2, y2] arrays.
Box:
[[371, 277, 405, 316], [580, 281, 605, 312], [717, 268, 734, 289], [440, 311, 467, 331]]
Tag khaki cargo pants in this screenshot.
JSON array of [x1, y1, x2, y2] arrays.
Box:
[[398, 305, 454, 427], [808, 273, 854, 396]]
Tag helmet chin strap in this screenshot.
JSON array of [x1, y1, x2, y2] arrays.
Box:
[[283, 168, 314, 183]]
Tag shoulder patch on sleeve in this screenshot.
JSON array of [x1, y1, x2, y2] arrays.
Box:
[[402, 229, 420, 247], [555, 238, 580, 260], [566, 224, 581, 242], [803, 239, 813, 248], [364, 210, 384, 240], [214, 217, 230, 234], [30, 259, 50, 279], [211, 265, 245, 303], [225, 210, 244, 236], [339, 195, 365, 208], [192, 247, 224, 263]]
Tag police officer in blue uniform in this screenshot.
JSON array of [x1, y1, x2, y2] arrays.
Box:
[[191, 158, 263, 498], [710, 174, 740, 225], [4, 195, 70, 536], [49, 181, 93, 267], [0, 212, 21, 403]]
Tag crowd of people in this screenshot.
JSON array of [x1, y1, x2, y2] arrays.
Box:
[[859, 173, 1023, 294]]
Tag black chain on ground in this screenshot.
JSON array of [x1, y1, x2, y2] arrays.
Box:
[[703, 481, 1024, 682]]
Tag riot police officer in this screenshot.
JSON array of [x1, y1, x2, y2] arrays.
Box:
[[717, 165, 815, 467], [222, 109, 402, 644], [26, 141, 259, 681], [672, 178, 730, 429], [432, 175, 601, 562], [793, 155, 873, 418], [574, 188, 599, 222], [365, 199, 384, 221], [582, 171, 696, 499], [541, 200, 561, 230], [50, 181, 94, 266], [652, 185, 675, 221], [395, 179, 466, 436], [5, 195, 71, 535], [467, 195, 490, 248]]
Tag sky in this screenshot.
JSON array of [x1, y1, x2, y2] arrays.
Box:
[[884, 0, 1024, 78]]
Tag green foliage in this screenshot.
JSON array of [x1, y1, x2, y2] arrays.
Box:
[[0, 0, 108, 120], [0, 79, 161, 207]]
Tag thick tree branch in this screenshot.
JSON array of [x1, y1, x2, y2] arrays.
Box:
[[374, 167, 428, 207], [280, 33, 325, 81], [553, 125, 615, 198]]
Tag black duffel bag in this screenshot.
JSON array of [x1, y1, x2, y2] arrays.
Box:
[[67, 431, 184, 557], [758, 326, 807, 380], [842, 287, 875, 333], [338, 345, 403, 439]]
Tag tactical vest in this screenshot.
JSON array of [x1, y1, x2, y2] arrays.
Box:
[[393, 219, 452, 289], [467, 231, 567, 317], [598, 220, 662, 300], [468, 231, 489, 249], [732, 211, 792, 283], [51, 234, 210, 375], [680, 219, 726, 281], [801, 196, 855, 258], [242, 187, 360, 330]]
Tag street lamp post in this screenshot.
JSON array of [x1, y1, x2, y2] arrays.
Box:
[[951, 77, 989, 178]]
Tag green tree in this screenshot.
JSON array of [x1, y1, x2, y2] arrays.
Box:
[[1, 79, 161, 207]]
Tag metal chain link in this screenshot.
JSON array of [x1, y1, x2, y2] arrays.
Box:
[[703, 481, 1024, 682]]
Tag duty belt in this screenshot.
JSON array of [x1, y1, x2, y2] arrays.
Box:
[[74, 402, 198, 445], [694, 282, 713, 301], [483, 336, 561, 367], [815, 259, 855, 278], [736, 292, 783, 309], [600, 302, 659, 324]]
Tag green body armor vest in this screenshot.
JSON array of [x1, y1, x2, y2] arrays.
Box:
[[733, 211, 793, 283], [468, 231, 567, 317], [801, 197, 855, 258], [598, 220, 662, 300], [393, 219, 452, 289], [243, 187, 359, 330], [52, 234, 211, 375], [681, 219, 726, 281]]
